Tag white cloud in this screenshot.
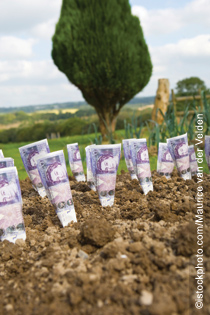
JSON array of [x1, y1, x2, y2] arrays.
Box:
[[0, 60, 63, 84], [0, 0, 210, 107], [132, 6, 183, 36], [184, 0, 210, 27], [0, 59, 84, 106], [0, 37, 36, 60], [138, 34, 210, 97], [31, 19, 57, 39], [151, 35, 210, 64], [0, 84, 83, 107], [132, 0, 210, 37], [0, 0, 62, 35]]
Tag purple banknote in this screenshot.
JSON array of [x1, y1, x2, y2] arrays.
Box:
[[0, 150, 4, 158], [205, 135, 210, 171], [0, 167, 26, 243], [122, 139, 137, 180], [167, 133, 191, 180], [37, 150, 77, 227], [67, 143, 85, 182], [19, 139, 50, 197], [91, 144, 121, 207], [157, 143, 174, 179], [129, 139, 143, 176], [0, 158, 14, 169], [130, 139, 153, 194], [188, 145, 198, 176], [85, 145, 96, 191], [90, 146, 98, 188]]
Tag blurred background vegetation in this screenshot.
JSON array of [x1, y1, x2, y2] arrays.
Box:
[[0, 76, 209, 179], [0, 91, 209, 180], [0, 99, 152, 143]]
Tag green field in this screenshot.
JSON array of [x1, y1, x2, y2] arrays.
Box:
[[0, 130, 209, 181]]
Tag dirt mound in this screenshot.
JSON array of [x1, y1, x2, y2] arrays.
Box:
[[78, 218, 115, 247], [0, 171, 209, 314]]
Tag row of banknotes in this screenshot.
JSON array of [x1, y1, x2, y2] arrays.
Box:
[[124, 134, 210, 183], [18, 141, 84, 228], [0, 141, 86, 242], [0, 135, 210, 243]]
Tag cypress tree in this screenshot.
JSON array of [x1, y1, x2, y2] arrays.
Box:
[[52, 0, 152, 136]]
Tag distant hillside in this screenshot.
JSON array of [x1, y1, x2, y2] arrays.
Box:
[[0, 101, 86, 114], [0, 96, 155, 114], [127, 96, 154, 105]]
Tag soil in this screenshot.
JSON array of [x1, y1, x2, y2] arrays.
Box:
[[0, 170, 210, 315]]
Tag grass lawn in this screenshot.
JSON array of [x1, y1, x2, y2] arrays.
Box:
[[0, 130, 209, 180]]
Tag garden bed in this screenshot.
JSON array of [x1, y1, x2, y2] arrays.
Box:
[[0, 171, 209, 314]]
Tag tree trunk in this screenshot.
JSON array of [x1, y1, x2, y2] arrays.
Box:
[[97, 110, 117, 139], [99, 117, 108, 138], [111, 118, 117, 133], [152, 79, 170, 124]]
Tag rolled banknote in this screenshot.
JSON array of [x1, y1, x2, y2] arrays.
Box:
[[130, 139, 153, 194], [19, 139, 50, 197], [85, 144, 96, 191], [0, 158, 14, 169], [188, 145, 198, 176], [0, 167, 26, 243], [0, 150, 4, 158], [37, 150, 77, 227], [157, 143, 175, 179], [167, 133, 191, 180], [91, 144, 121, 207], [129, 139, 148, 177], [130, 140, 140, 176], [90, 145, 98, 188], [122, 139, 138, 180], [205, 135, 210, 171], [67, 143, 85, 182]]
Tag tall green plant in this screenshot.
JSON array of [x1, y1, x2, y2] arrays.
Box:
[[123, 112, 144, 139], [146, 120, 160, 149], [157, 101, 197, 141], [131, 112, 144, 138], [88, 123, 102, 145], [157, 102, 178, 138]]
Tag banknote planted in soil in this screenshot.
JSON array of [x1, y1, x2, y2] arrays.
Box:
[[0, 170, 210, 315]]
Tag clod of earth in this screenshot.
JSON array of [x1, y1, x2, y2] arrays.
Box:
[[0, 170, 209, 315]]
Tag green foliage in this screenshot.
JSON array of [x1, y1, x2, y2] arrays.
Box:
[[75, 108, 96, 117], [146, 120, 160, 150], [145, 101, 198, 146], [0, 106, 152, 144], [52, 0, 152, 134], [175, 77, 207, 96], [176, 100, 194, 112], [124, 112, 144, 139], [0, 118, 90, 143], [58, 117, 87, 136], [87, 123, 102, 145], [175, 77, 209, 111], [0, 111, 76, 126], [0, 112, 29, 125]]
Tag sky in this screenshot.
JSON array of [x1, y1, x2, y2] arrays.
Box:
[[0, 0, 209, 107]]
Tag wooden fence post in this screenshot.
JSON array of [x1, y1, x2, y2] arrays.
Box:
[[151, 79, 170, 124]]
